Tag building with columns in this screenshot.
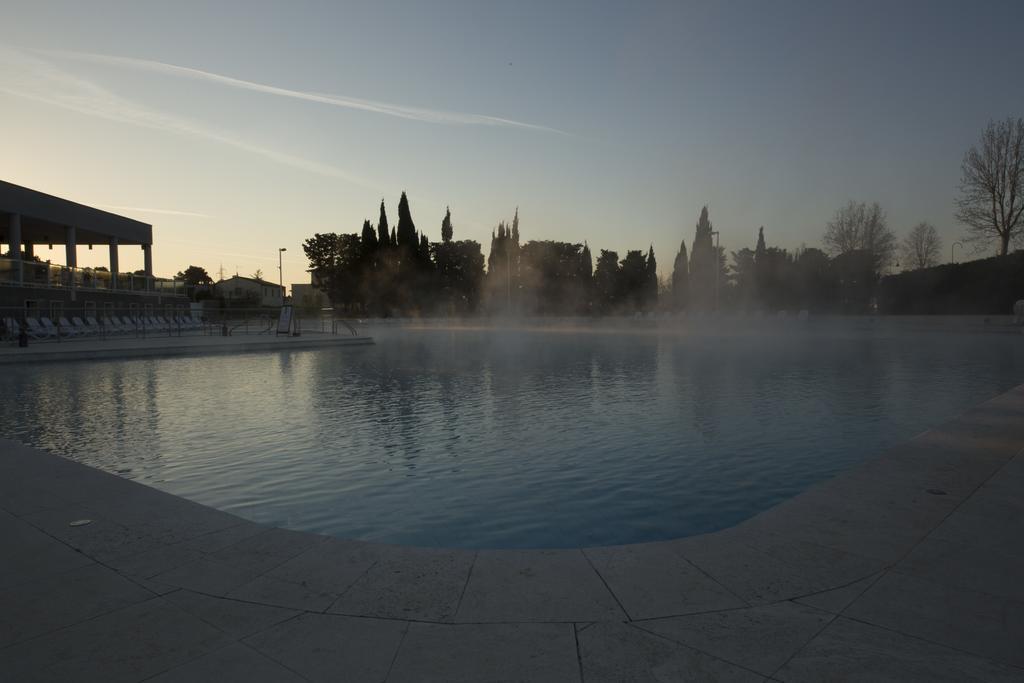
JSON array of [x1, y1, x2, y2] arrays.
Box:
[[0, 180, 187, 312]]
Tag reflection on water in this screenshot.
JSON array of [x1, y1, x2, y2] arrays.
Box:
[[2, 322, 1022, 548]]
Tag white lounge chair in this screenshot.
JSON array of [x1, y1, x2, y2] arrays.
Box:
[[2, 317, 22, 341], [58, 317, 82, 337], [101, 317, 126, 335], [41, 317, 65, 338], [71, 317, 96, 336], [25, 318, 54, 339]]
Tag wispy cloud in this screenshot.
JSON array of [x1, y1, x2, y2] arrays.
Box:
[[45, 49, 567, 135], [0, 47, 376, 189], [95, 205, 212, 218]]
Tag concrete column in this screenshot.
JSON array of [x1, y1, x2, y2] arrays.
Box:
[[142, 243, 153, 290], [64, 225, 77, 289], [8, 213, 22, 283], [109, 238, 119, 289]]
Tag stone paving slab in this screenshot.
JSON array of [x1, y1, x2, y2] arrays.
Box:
[[844, 571, 1024, 669], [148, 642, 307, 683], [577, 621, 764, 682], [241, 613, 407, 682], [327, 545, 475, 622], [454, 549, 626, 622], [0, 564, 152, 649], [775, 616, 1023, 682], [0, 597, 228, 683], [1, 383, 1023, 680], [387, 622, 579, 682], [583, 541, 746, 619], [162, 589, 300, 640], [229, 537, 379, 611], [636, 602, 832, 676], [792, 573, 882, 614]]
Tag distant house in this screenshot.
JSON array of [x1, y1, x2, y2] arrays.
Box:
[[292, 282, 327, 310], [213, 275, 284, 307], [292, 270, 328, 310]]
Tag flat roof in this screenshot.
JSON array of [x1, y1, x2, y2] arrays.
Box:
[[0, 180, 152, 246]]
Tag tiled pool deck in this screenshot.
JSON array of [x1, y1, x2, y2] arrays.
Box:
[[1, 384, 1022, 681]]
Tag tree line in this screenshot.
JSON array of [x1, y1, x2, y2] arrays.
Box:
[[301, 194, 662, 316], [295, 117, 1023, 317]]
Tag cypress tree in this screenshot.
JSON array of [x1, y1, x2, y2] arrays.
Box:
[[689, 206, 717, 311], [511, 208, 520, 244], [646, 245, 658, 310], [581, 242, 592, 278], [396, 191, 417, 248], [377, 200, 390, 248], [755, 226, 766, 260], [360, 219, 378, 255], [672, 239, 689, 311], [391, 226, 397, 247], [441, 207, 453, 243]]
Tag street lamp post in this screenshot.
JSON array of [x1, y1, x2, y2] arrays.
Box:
[[278, 247, 287, 301], [951, 241, 963, 264]]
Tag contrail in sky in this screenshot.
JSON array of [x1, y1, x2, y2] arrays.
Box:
[[96, 205, 212, 218], [0, 47, 377, 189], [46, 49, 567, 135]]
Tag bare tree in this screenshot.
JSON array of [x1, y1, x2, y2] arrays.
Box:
[[955, 117, 1024, 256], [823, 200, 896, 271], [900, 222, 942, 270]]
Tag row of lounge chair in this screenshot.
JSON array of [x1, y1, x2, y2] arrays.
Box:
[[1, 315, 207, 341]]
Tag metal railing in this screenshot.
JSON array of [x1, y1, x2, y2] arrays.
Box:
[[0, 257, 190, 296], [0, 305, 359, 344]]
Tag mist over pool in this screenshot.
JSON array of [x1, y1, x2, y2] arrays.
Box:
[[3, 318, 1022, 548]]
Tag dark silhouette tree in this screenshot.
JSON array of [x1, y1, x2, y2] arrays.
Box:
[[377, 200, 390, 248], [579, 242, 593, 313], [671, 239, 688, 311], [823, 201, 895, 275], [175, 265, 213, 286], [360, 219, 378, 256], [645, 245, 658, 311], [619, 250, 648, 311], [956, 118, 1024, 256], [901, 222, 942, 270], [396, 191, 418, 249], [441, 206, 453, 243], [517, 241, 591, 314], [485, 214, 522, 314], [593, 250, 620, 313], [689, 206, 718, 311], [731, 248, 757, 308]]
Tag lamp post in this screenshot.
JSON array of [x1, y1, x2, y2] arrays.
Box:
[[710, 230, 720, 312], [951, 241, 962, 264], [278, 247, 287, 301]]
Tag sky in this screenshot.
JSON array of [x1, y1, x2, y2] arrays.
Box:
[[2, 0, 1023, 283]]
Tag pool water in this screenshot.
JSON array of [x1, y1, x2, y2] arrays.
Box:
[[2, 320, 1022, 548]]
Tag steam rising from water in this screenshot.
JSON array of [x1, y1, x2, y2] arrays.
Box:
[[0, 320, 1020, 548]]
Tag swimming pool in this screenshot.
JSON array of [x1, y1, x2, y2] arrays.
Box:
[[2, 319, 1022, 548]]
